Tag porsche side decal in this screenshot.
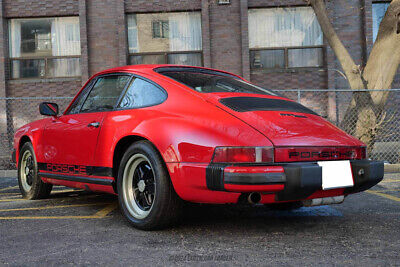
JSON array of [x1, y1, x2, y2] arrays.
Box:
[[38, 163, 113, 177]]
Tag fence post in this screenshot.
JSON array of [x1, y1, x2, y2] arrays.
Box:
[[297, 90, 301, 103]]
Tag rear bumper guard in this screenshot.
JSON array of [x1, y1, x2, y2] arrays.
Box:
[[206, 160, 384, 201]]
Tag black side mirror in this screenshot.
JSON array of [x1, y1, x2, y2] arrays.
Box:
[[39, 102, 59, 116]]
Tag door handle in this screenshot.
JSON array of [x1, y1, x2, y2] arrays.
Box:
[[87, 122, 100, 128]]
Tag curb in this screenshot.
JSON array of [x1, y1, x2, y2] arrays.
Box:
[[385, 164, 400, 173], [0, 170, 17, 178]]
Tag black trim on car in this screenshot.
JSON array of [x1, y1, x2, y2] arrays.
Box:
[[344, 160, 384, 194], [276, 164, 322, 201], [205, 163, 226, 191], [219, 97, 318, 115], [38, 172, 113, 186], [37, 162, 113, 177], [224, 172, 286, 185], [206, 160, 384, 201]]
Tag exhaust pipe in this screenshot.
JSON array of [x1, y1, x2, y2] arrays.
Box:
[[302, 195, 345, 207], [248, 192, 262, 204]]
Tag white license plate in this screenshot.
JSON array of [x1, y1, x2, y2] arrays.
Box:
[[317, 160, 354, 190]]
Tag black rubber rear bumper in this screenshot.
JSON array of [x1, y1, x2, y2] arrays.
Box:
[[206, 160, 384, 201]]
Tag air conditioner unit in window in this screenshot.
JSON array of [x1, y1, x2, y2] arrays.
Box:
[[218, 0, 230, 5]]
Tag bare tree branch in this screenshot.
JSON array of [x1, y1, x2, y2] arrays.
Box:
[[363, 0, 400, 105], [308, 0, 365, 89]]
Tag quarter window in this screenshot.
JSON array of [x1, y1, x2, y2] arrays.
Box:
[[9, 17, 81, 79], [127, 12, 202, 66], [118, 78, 166, 109], [248, 7, 324, 69], [80, 75, 131, 113]]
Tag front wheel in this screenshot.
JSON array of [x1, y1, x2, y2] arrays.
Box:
[[18, 142, 52, 199], [117, 141, 182, 230]]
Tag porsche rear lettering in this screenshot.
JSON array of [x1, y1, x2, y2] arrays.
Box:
[[46, 163, 87, 174], [288, 151, 354, 159]]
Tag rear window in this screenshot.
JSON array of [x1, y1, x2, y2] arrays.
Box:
[[159, 71, 277, 96]]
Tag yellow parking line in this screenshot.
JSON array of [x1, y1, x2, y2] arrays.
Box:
[[0, 186, 19, 192], [93, 203, 118, 218], [0, 202, 112, 212], [0, 194, 99, 202], [0, 215, 106, 220], [381, 179, 400, 183], [369, 189, 400, 193], [0, 192, 20, 196], [0, 203, 118, 220], [367, 190, 400, 202], [0, 199, 26, 202]]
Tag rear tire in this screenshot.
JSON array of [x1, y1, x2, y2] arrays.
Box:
[[117, 141, 182, 230], [18, 142, 52, 199]]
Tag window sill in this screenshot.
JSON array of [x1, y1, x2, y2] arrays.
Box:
[[7, 77, 82, 84]]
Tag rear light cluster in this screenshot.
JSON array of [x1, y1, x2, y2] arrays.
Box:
[[211, 146, 367, 163], [212, 147, 274, 163], [274, 146, 367, 162]]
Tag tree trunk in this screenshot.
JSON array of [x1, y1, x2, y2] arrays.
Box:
[[309, 0, 400, 157], [309, 0, 365, 90]]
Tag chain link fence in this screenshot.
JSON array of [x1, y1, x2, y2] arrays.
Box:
[[1, 89, 399, 169]]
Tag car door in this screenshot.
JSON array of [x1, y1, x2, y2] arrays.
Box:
[[42, 73, 132, 172]]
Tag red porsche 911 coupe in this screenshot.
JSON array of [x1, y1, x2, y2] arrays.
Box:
[[12, 65, 383, 229]]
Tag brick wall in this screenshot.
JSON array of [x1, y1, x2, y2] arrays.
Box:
[[208, 0, 243, 75], [248, 0, 306, 8], [6, 80, 82, 98], [251, 70, 327, 90], [86, 0, 121, 75], [125, 0, 201, 13], [0, 0, 399, 97], [3, 0, 79, 17]]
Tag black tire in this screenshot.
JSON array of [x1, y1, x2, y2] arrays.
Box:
[[18, 142, 52, 199], [266, 201, 303, 211], [117, 141, 182, 230]]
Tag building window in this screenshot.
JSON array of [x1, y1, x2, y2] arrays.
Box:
[[9, 17, 81, 79], [372, 2, 390, 42], [127, 12, 202, 66], [248, 7, 324, 70], [152, 20, 169, 38]]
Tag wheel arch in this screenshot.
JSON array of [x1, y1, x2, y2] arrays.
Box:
[[17, 135, 32, 165], [19, 136, 32, 150], [112, 135, 171, 193]]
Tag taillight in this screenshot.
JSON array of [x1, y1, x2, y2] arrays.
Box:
[[212, 147, 274, 163], [274, 146, 367, 162]]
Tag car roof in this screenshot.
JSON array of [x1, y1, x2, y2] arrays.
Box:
[[94, 64, 243, 80]]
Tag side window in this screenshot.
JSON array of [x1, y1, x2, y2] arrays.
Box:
[[118, 78, 166, 109], [66, 80, 94, 115], [81, 75, 131, 113]]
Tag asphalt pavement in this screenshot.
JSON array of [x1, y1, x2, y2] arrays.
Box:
[[0, 174, 399, 266]]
